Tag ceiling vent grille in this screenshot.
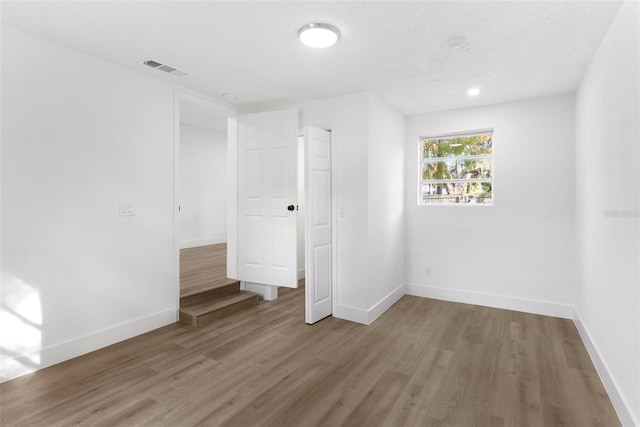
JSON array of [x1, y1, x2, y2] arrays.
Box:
[[143, 59, 188, 77]]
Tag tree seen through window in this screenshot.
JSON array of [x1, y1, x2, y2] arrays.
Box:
[[420, 130, 493, 205]]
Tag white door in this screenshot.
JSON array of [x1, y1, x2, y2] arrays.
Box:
[[236, 109, 299, 288], [304, 127, 332, 324]]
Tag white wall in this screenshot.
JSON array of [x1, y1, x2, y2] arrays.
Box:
[[179, 124, 227, 248], [405, 94, 576, 318], [1, 25, 177, 381], [575, 2, 640, 425], [367, 95, 406, 312]]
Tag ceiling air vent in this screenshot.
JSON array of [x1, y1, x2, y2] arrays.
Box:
[[143, 59, 188, 77]]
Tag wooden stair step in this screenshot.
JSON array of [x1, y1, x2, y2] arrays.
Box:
[[180, 280, 241, 307], [180, 277, 240, 298], [179, 291, 259, 328]]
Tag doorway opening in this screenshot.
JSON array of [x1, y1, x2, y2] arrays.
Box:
[[174, 93, 257, 327], [178, 100, 230, 291]]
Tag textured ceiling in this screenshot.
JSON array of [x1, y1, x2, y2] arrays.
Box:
[[1, 1, 622, 115]]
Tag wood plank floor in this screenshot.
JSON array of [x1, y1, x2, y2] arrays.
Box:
[[0, 286, 620, 426], [180, 243, 234, 297]]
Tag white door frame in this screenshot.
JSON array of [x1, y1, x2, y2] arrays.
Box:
[[173, 90, 241, 320]]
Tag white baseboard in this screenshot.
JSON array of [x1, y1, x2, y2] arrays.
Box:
[[332, 284, 406, 325], [573, 308, 638, 427], [333, 303, 369, 325], [367, 284, 406, 324], [405, 283, 574, 319], [0, 309, 176, 383], [180, 235, 226, 249], [297, 268, 305, 280]]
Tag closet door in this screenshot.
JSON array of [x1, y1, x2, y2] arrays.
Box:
[[304, 127, 332, 323]]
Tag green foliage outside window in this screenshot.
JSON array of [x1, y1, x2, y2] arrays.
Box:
[[421, 132, 493, 204]]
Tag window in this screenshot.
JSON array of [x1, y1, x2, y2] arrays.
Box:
[[419, 129, 493, 205]]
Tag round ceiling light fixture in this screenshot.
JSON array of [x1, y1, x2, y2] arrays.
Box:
[[467, 87, 480, 96], [298, 23, 340, 48]]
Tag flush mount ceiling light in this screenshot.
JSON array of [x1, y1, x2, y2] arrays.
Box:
[[298, 23, 340, 48], [467, 87, 480, 96]]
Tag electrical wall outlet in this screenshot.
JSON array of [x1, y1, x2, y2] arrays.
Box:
[[119, 201, 136, 216]]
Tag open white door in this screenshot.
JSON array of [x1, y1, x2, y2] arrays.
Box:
[[236, 109, 299, 288], [304, 127, 332, 324]]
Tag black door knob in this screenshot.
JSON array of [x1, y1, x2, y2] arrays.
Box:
[[287, 205, 295, 211]]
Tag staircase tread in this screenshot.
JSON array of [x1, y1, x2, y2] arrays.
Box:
[[180, 278, 240, 298], [180, 291, 258, 315]]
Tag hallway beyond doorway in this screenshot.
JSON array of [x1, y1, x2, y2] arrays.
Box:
[[180, 243, 234, 297]]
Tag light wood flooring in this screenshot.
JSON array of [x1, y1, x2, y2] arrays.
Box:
[[0, 286, 620, 426], [180, 243, 234, 297]]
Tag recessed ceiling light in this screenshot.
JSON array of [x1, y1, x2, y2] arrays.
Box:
[[298, 23, 340, 48], [446, 36, 467, 50], [467, 88, 480, 96]]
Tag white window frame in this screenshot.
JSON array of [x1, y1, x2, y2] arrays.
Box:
[[418, 128, 494, 206]]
